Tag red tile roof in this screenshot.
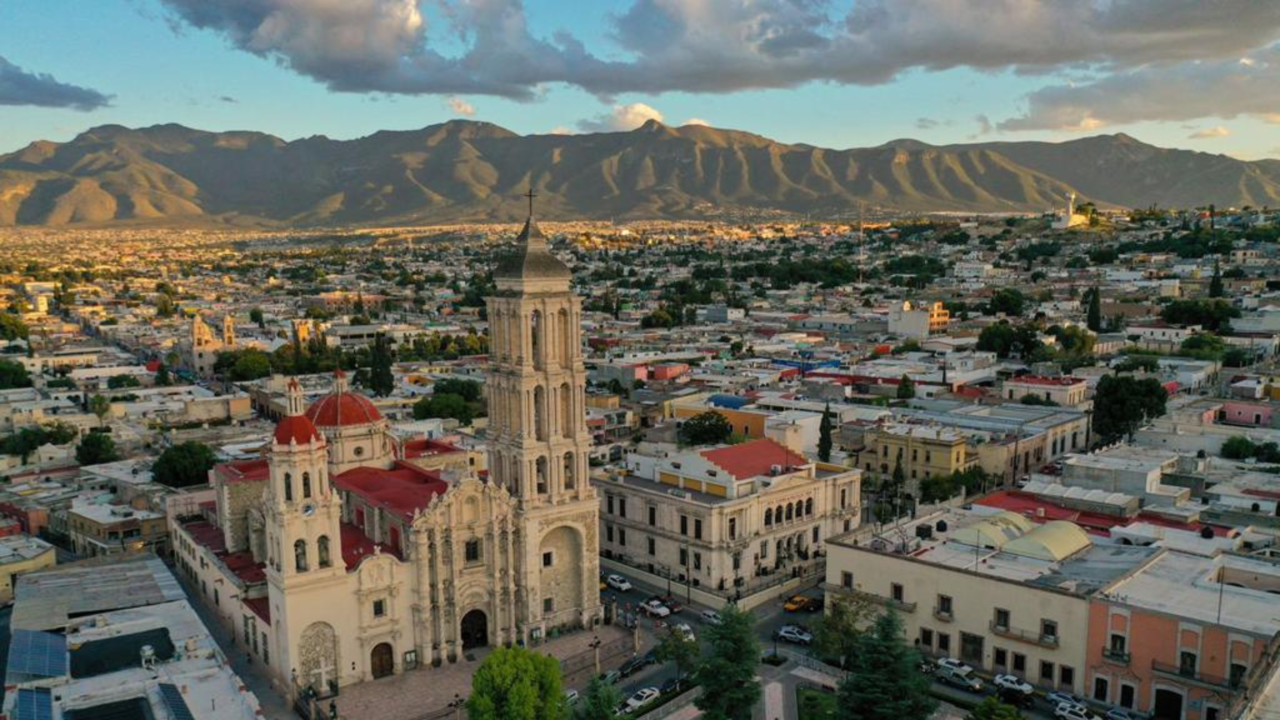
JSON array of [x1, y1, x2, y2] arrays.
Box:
[[700, 439, 808, 481], [1007, 375, 1085, 387], [401, 438, 464, 460], [245, 597, 271, 624], [341, 522, 402, 568], [333, 462, 448, 521], [274, 414, 322, 446], [976, 490, 1230, 538], [307, 390, 383, 428], [213, 459, 270, 485], [183, 520, 227, 553]]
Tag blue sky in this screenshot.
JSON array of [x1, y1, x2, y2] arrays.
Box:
[[2, 1, 1278, 158]]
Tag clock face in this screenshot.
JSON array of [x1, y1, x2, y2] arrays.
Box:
[[302, 503, 316, 517]]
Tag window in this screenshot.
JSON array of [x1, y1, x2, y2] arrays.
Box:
[[284, 472, 293, 502], [618, 528, 626, 546], [649, 506, 657, 526], [1230, 663, 1248, 688], [1109, 634, 1127, 654], [302, 472, 312, 499], [465, 539, 482, 564], [694, 518, 703, 540], [373, 599, 385, 617], [841, 571, 853, 589], [1013, 653, 1026, 674], [994, 648, 1007, 668], [607, 495, 614, 514], [619, 499, 627, 518], [1040, 661, 1055, 683], [760, 541, 768, 560], [840, 488, 848, 508], [318, 535, 331, 568], [1180, 651, 1197, 677], [728, 518, 737, 540], [647, 537, 656, 556], [891, 583, 904, 602], [1060, 666, 1075, 689], [294, 539, 308, 572], [1206, 708, 1220, 720], [1094, 677, 1109, 702], [937, 594, 953, 615], [544, 597, 554, 613], [732, 553, 741, 571], [995, 608, 1010, 629], [693, 552, 702, 570], [805, 498, 813, 515], [606, 524, 614, 543], [1041, 619, 1058, 640], [542, 551, 554, 567], [937, 633, 950, 653], [812, 526, 820, 543], [680, 515, 688, 535], [679, 547, 688, 566], [920, 628, 933, 647], [1119, 685, 1135, 709]]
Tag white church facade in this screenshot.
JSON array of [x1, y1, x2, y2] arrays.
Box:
[[169, 210, 603, 698]]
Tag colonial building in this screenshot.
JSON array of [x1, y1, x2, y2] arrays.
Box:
[[182, 313, 237, 378], [170, 209, 602, 697]]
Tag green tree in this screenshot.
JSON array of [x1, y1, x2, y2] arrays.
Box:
[[249, 307, 265, 328], [467, 645, 567, 720], [818, 403, 834, 462], [679, 411, 733, 446], [654, 625, 700, 692], [152, 441, 218, 488], [107, 374, 141, 390], [413, 393, 474, 425], [89, 394, 112, 428], [0, 313, 29, 341], [896, 374, 916, 400], [434, 378, 483, 402], [1221, 436, 1256, 460], [986, 288, 1027, 317], [1086, 287, 1102, 332], [969, 696, 1024, 720], [815, 594, 875, 669], [1160, 299, 1240, 333], [76, 432, 120, 466], [695, 603, 761, 720], [369, 333, 396, 398], [574, 676, 623, 720], [155, 363, 173, 387], [229, 350, 272, 382], [976, 323, 1041, 360], [0, 359, 31, 390], [836, 611, 937, 720], [155, 293, 175, 319], [1093, 375, 1168, 444], [1209, 258, 1224, 298]]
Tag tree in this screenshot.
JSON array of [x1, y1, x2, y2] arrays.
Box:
[[413, 393, 474, 425], [1221, 436, 1256, 460], [89, 394, 112, 428], [152, 441, 218, 488], [0, 359, 31, 390], [574, 676, 623, 720], [1160, 299, 1239, 333], [107, 374, 141, 390], [467, 645, 567, 720], [969, 697, 1023, 720], [976, 323, 1041, 360], [986, 288, 1027, 317], [1209, 259, 1224, 298], [249, 307, 265, 328], [229, 350, 272, 382], [76, 432, 120, 466], [1086, 287, 1102, 332], [654, 625, 700, 692], [434, 378, 482, 402], [369, 333, 395, 398], [695, 603, 761, 720], [896, 374, 916, 400], [155, 293, 175, 319], [818, 403, 834, 462], [679, 411, 733, 446], [0, 313, 28, 341], [836, 610, 937, 720], [1092, 375, 1168, 444], [155, 363, 173, 387], [815, 594, 876, 669]]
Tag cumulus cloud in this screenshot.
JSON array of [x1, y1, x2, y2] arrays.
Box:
[[682, 117, 710, 127], [1000, 45, 1280, 131], [0, 56, 111, 110], [1188, 126, 1231, 139], [156, 0, 1280, 102], [577, 102, 664, 133], [549, 126, 575, 135], [446, 96, 475, 116]]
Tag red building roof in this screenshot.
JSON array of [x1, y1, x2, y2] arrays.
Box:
[[701, 439, 808, 481], [274, 415, 322, 446], [244, 597, 271, 624], [341, 522, 403, 568], [976, 490, 1230, 538], [307, 391, 383, 428], [333, 462, 448, 521], [1007, 375, 1084, 387], [213, 458, 270, 485], [402, 438, 464, 460]]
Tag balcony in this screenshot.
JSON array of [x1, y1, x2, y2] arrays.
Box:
[[989, 621, 1059, 649], [933, 606, 954, 623], [822, 583, 917, 613], [1151, 661, 1236, 692], [1101, 648, 1131, 665]]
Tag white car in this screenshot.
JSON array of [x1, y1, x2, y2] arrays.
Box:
[[1049, 692, 1089, 710], [623, 687, 660, 712], [774, 625, 813, 645], [606, 574, 633, 592], [699, 609, 722, 625], [936, 657, 974, 674], [673, 623, 696, 642], [640, 599, 671, 618], [993, 674, 1033, 695], [1106, 708, 1143, 720], [1056, 703, 1102, 720], [564, 689, 579, 705]]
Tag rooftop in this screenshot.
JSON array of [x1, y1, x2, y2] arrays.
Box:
[[333, 461, 449, 521]]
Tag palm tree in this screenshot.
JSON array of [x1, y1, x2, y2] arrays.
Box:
[[89, 394, 111, 429]]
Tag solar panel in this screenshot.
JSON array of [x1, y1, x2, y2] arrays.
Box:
[[15, 688, 53, 720], [8, 629, 68, 679], [159, 683, 196, 720]]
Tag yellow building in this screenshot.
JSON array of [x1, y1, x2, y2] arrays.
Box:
[[67, 502, 168, 557], [0, 534, 56, 604], [859, 424, 975, 494]]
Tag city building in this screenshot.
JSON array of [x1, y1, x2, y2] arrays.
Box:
[[66, 500, 168, 557], [0, 534, 55, 603]]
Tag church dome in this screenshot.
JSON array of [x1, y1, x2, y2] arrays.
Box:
[[306, 376, 383, 428], [274, 414, 322, 446], [494, 217, 571, 282]]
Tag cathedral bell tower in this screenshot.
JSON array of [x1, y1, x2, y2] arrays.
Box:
[[487, 191, 602, 637]]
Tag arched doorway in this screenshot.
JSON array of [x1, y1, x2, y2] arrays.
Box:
[[370, 643, 394, 679], [1153, 689, 1183, 720], [461, 609, 488, 650]]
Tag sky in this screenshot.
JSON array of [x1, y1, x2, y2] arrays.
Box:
[[2, 1, 1279, 159]]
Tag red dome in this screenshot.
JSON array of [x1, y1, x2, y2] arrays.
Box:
[[306, 391, 383, 428], [275, 415, 321, 446]]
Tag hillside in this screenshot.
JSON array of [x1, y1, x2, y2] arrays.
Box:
[[1, 120, 1277, 226]]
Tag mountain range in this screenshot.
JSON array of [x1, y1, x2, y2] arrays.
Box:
[[2, 120, 1278, 227]]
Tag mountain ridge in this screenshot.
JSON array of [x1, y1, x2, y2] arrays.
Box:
[[1, 120, 1277, 227]]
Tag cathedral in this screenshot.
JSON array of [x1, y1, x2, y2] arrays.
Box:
[[170, 210, 602, 695]]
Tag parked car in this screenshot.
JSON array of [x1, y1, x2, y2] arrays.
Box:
[[565, 689, 580, 705], [938, 666, 983, 692], [993, 674, 1033, 695], [599, 670, 621, 685], [673, 623, 696, 642], [1049, 692, 1089, 711], [640, 599, 671, 618], [660, 676, 685, 695], [997, 688, 1035, 709], [1055, 703, 1102, 720], [805, 596, 825, 612], [699, 609, 723, 625], [1106, 708, 1143, 720], [619, 656, 651, 677], [774, 625, 814, 645], [606, 574, 633, 592], [654, 595, 684, 614], [623, 687, 661, 713], [936, 658, 974, 674], [784, 594, 812, 612]]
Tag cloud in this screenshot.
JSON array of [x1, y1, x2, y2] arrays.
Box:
[[0, 56, 111, 110], [1000, 44, 1280, 131], [973, 114, 994, 136], [682, 117, 710, 127], [155, 0, 1280, 101], [219, 95, 237, 103], [577, 102, 664, 132], [915, 117, 939, 130], [549, 126, 574, 135], [446, 96, 475, 116], [1188, 125, 1231, 139]]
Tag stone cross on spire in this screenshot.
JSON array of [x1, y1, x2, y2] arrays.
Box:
[[524, 188, 537, 218]]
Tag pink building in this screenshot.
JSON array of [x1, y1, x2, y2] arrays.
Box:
[[1217, 401, 1273, 428]]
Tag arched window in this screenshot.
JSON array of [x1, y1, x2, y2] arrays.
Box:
[[776, 505, 784, 524], [563, 452, 576, 491], [317, 536, 331, 568], [805, 498, 814, 516], [302, 472, 312, 499], [785, 504, 794, 521], [793, 500, 802, 518], [284, 472, 293, 502], [561, 382, 573, 438], [533, 385, 547, 441], [530, 310, 541, 364], [535, 456, 548, 494], [294, 539, 308, 572], [764, 508, 773, 526]]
